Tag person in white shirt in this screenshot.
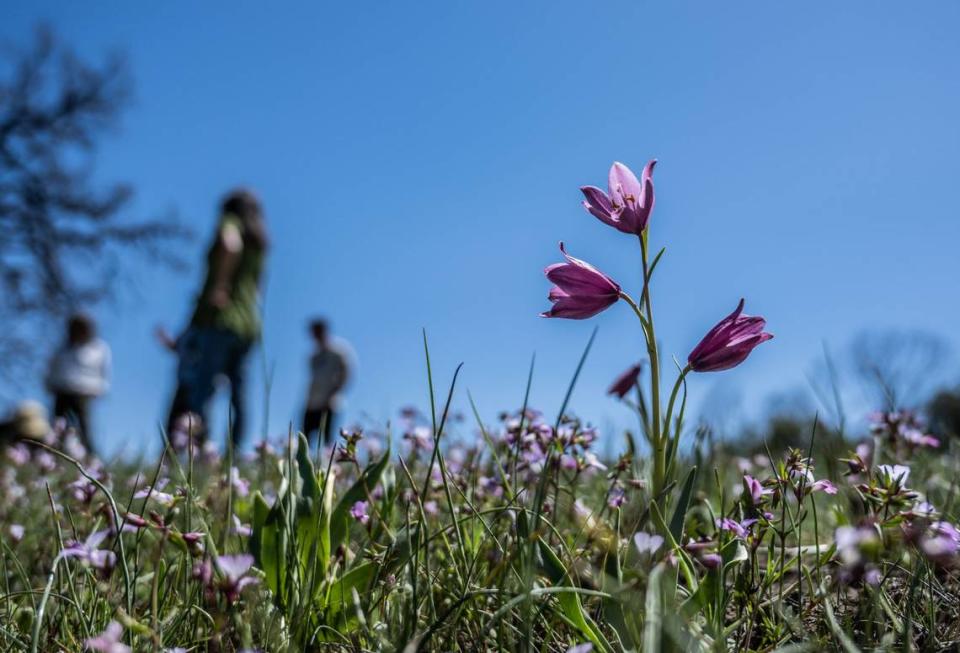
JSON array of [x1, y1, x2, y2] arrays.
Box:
[[302, 318, 351, 444], [45, 314, 111, 453]]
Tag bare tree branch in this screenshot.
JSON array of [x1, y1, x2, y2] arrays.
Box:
[[0, 26, 190, 387]]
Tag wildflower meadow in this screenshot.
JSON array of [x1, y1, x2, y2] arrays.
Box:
[[2, 160, 959, 653]]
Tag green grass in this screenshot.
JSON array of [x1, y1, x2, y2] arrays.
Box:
[[1, 402, 959, 652]]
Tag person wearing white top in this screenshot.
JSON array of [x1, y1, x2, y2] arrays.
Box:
[[45, 314, 111, 453], [302, 318, 351, 444]]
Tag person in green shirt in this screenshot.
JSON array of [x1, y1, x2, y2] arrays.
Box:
[[164, 189, 268, 448]]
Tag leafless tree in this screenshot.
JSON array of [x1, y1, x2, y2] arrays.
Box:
[[848, 328, 952, 410], [0, 27, 188, 384], [697, 382, 744, 441], [928, 386, 960, 440]]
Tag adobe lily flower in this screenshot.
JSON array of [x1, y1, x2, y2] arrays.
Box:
[[687, 299, 773, 372], [541, 242, 621, 319], [581, 160, 656, 235], [607, 362, 643, 399]]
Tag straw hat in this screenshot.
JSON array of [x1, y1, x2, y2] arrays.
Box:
[[5, 401, 51, 441]]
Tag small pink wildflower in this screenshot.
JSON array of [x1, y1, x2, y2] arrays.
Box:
[[743, 474, 770, 504], [60, 530, 116, 571], [133, 479, 175, 506], [9, 524, 24, 543], [920, 521, 960, 566], [716, 517, 758, 539], [232, 514, 252, 537], [228, 467, 250, 497], [633, 531, 664, 556], [607, 486, 626, 509], [350, 500, 370, 525], [84, 620, 130, 653], [216, 554, 258, 603], [810, 479, 838, 495]]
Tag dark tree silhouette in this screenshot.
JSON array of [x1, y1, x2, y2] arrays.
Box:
[[0, 27, 187, 383], [848, 329, 952, 410], [928, 387, 960, 441]]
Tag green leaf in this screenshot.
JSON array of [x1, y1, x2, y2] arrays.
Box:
[[721, 539, 748, 570], [537, 538, 613, 653], [258, 500, 289, 598], [650, 500, 698, 597], [250, 491, 270, 565], [379, 524, 420, 579], [317, 467, 335, 574], [669, 466, 697, 543], [295, 433, 321, 501], [517, 508, 529, 541], [295, 468, 336, 595], [643, 562, 667, 653], [823, 591, 862, 653], [325, 562, 376, 619], [648, 246, 667, 279]]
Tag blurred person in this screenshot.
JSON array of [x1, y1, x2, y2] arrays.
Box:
[[303, 318, 351, 444], [44, 313, 111, 453], [166, 189, 268, 448], [154, 326, 201, 448]]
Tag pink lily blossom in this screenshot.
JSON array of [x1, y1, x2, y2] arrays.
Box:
[[607, 362, 643, 399], [688, 299, 773, 372], [541, 242, 621, 319], [580, 160, 656, 235]]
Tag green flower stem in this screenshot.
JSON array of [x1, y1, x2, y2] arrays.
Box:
[[618, 234, 666, 504], [639, 233, 664, 502], [619, 291, 651, 334], [620, 291, 661, 501]]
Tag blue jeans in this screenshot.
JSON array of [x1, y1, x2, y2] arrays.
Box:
[[177, 327, 253, 446]]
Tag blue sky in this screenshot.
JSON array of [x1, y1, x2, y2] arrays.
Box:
[[4, 2, 960, 456]]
